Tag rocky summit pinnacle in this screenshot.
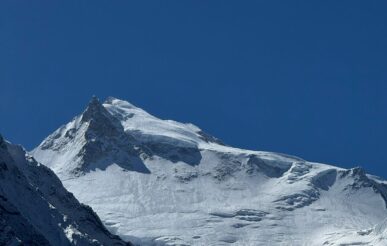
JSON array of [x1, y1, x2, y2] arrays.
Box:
[[82, 96, 108, 121], [81, 96, 125, 135], [32, 96, 149, 176]]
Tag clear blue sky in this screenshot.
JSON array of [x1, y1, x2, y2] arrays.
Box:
[[1, 1, 386, 177]]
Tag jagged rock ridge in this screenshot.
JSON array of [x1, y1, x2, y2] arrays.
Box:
[[0, 134, 130, 245]]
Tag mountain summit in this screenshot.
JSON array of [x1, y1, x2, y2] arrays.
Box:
[[33, 96, 387, 245], [34, 97, 150, 176], [81, 96, 115, 123]]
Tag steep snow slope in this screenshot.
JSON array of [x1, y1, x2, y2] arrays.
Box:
[[33, 97, 387, 245], [0, 134, 130, 245]]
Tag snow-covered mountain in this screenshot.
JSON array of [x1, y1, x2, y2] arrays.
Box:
[[0, 134, 130, 245], [32, 96, 387, 245]]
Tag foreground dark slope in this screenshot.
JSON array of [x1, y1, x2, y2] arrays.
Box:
[[0, 134, 130, 246]]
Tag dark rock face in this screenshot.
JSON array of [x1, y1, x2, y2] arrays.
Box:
[[0, 136, 131, 246], [82, 96, 124, 134], [0, 194, 51, 246]]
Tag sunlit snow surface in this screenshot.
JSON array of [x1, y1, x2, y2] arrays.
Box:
[[33, 97, 387, 245]]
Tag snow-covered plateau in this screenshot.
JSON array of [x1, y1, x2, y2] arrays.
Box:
[[32, 96, 387, 245]]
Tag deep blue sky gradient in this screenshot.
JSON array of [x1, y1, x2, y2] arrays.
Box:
[[1, 1, 386, 177]]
